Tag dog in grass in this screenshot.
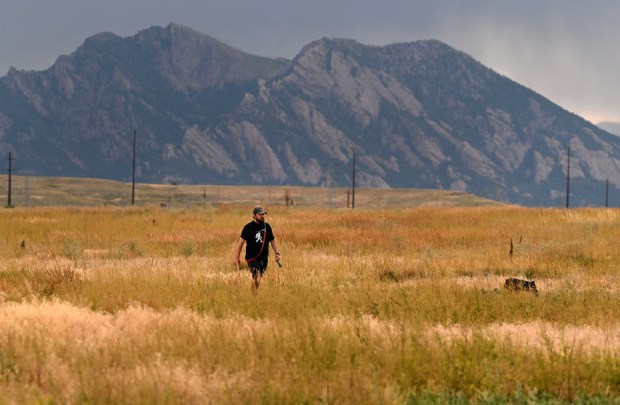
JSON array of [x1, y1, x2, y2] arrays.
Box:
[[504, 278, 538, 294]]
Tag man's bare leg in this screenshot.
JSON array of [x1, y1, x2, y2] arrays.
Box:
[[252, 271, 261, 291]]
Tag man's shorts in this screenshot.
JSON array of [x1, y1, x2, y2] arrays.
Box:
[[248, 259, 268, 278]]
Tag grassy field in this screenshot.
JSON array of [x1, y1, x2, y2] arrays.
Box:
[[1, 175, 500, 209], [1, 180, 620, 403]]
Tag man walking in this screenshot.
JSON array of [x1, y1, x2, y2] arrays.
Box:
[[235, 206, 281, 290]]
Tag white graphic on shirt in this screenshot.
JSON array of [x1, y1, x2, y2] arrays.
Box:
[[255, 231, 263, 243]]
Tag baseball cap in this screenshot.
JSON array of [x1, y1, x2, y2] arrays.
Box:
[[253, 206, 267, 215]]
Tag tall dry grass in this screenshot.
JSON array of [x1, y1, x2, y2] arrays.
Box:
[[0, 206, 620, 403]]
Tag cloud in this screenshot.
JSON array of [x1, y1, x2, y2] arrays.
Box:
[[432, 1, 620, 123]]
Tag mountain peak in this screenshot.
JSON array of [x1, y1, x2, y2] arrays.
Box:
[[166, 22, 197, 33], [137, 22, 226, 47], [164, 22, 214, 41], [86, 31, 118, 43]]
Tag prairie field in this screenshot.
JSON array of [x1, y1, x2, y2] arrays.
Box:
[[1, 201, 620, 404], [1, 175, 500, 209]]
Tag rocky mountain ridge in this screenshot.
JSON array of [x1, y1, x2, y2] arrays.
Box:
[[1, 23, 619, 206]]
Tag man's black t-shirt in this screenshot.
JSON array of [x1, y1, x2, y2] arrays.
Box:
[[240, 221, 274, 262]]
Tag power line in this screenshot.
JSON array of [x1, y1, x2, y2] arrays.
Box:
[[351, 148, 356, 209], [7, 152, 14, 208], [566, 145, 570, 209]]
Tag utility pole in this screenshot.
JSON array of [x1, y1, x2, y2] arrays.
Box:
[[351, 148, 356, 209], [606, 179, 609, 208], [565, 145, 570, 209], [131, 129, 136, 206], [7, 152, 13, 208]]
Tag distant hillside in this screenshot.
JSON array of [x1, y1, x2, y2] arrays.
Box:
[[0, 24, 289, 183], [1, 23, 620, 206], [0, 175, 501, 208]]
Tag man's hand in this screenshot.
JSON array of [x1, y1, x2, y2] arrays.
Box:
[[234, 238, 245, 271]]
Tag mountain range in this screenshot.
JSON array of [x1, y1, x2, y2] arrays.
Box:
[[1, 23, 619, 207]]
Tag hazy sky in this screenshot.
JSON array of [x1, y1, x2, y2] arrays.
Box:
[[1, 0, 618, 124]]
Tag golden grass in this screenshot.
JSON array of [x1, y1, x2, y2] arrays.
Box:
[[0, 300, 618, 403], [1, 205, 620, 403]]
